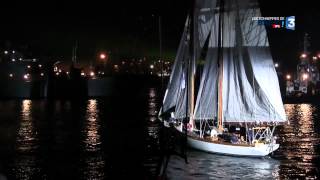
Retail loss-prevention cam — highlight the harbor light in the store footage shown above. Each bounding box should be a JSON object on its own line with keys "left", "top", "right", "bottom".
{"left": 301, "top": 53, "right": 307, "bottom": 58}
{"left": 4, "top": 51, "right": 8, "bottom": 54}
{"left": 23, "top": 74, "right": 29, "bottom": 80}
{"left": 9, "top": 73, "right": 13, "bottom": 78}
{"left": 274, "top": 63, "right": 279, "bottom": 68}
{"left": 302, "top": 73, "right": 308, "bottom": 81}
{"left": 90, "top": 71, "right": 95, "bottom": 77}
{"left": 150, "top": 64, "right": 154, "bottom": 69}
{"left": 286, "top": 74, "right": 291, "bottom": 80}
{"left": 100, "top": 53, "right": 106, "bottom": 59}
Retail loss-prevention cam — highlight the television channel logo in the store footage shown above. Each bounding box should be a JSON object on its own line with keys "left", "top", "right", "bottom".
{"left": 286, "top": 16, "right": 295, "bottom": 30}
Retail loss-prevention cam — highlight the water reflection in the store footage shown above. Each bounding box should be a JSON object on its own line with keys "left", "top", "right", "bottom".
{"left": 276, "top": 104, "right": 319, "bottom": 179}
{"left": 80, "top": 99, "right": 105, "bottom": 179}
{"left": 12, "top": 100, "right": 41, "bottom": 179}
{"left": 166, "top": 151, "right": 280, "bottom": 180}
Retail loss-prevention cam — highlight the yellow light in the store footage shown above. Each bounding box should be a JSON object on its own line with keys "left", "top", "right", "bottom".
{"left": 286, "top": 74, "right": 291, "bottom": 80}
{"left": 302, "top": 73, "right": 308, "bottom": 80}
{"left": 90, "top": 72, "right": 95, "bottom": 77}
{"left": 81, "top": 72, "right": 85, "bottom": 76}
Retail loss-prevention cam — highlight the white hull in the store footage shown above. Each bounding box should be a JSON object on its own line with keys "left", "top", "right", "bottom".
{"left": 187, "top": 136, "right": 279, "bottom": 157}
{"left": 173, "top": 125, "right": 279, "bottom": 157}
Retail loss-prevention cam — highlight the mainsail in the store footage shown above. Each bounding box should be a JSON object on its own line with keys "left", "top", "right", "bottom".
{"left": 161, "top": 0, "right": 286, "bottom": 124}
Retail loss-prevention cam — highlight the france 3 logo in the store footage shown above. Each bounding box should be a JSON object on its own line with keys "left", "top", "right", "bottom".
{"left": 285, "top": 16, "right": 295, "bottom": 30}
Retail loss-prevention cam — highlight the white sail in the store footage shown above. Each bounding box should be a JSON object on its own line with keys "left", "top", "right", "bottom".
{"left": 161, "top": 18, "right": 190, "bottom": 116}
{"left": 161, "top": 0, "right": 217, "bottom": 118}
{"left": 221, "top": 0, "right": 286, "bottom": 123}
{"left": 194, "top": 14, "right": 219, "bottom": 120}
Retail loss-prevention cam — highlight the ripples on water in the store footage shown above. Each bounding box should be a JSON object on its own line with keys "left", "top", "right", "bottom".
{"left": 0, "top": 90, "right": 319, "bottom": 179}
{"left": 154, "top": 104, "right": 320, "bottom": 179}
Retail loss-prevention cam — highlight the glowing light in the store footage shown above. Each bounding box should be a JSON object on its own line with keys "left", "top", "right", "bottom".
{"left": 54, "top": 66, "right": 58, "bottom": 72}
{"left": 19, "top": 58, "right": 22, "bottom": 61}
{"left": 312, "top": 56, "right": 317, "bottom": 60}
{"left": 286, "top": 74, "right": 291, "bottom": 80}
{"left": 274, "top": 63, "right": 279, "bottom": 68}
{"left": 302, "top": 73, "right": 308, "bottom": 80}
{"left": 38, "top": 64, "right": 42, "bottom": 68}
{"left": 9, "top": 73, "right": 13, "bottom": 78}
{"left": 66, "top": 71, "right": 69, "bottom": 75}
{"left": 58, "top": 69, "right": 62, "bottom": 73}
{"left": 150, "top": 64, "right": 154, "bottom": 69}
{"left": 90, "top": 71, "right": 95, "bottom": 77}
{"left": 40, "top": 73, "right": 44, "bottom": 76}
{"left": 23, "top": 74, "right": 29, "bottom": 80}
{"left": 100, "top": 53, "right": 106, "bottom": 59}
{"left": 12, "top": 50, "right": 15, "bottom": 54}
{"left": 12, "top": 59, "right": 16, "bottom": 62}
{"left": 81, "top": 72, "right": 85, "bottom": 76}
{"left": 27, "top": 65, "right": 31, "bottom": 69}
{"left": 114, "top": 65, "right": 119, "bottom": 69}
{"left": 33, "top": 58, "right": 36, "bottom": 62}
{"left": 4, "top": 51, "right": 8, "bottom": 54}
{"left": 56, "top": 72, "right": 60, "bottom": 76}
{"left": 301, "top": 53, "right": 307, "bottom": 58}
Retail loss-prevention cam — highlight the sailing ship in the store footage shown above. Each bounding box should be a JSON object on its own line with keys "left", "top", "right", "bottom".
{"left": 159, "top": 0, "right": 287, "bottom": 157}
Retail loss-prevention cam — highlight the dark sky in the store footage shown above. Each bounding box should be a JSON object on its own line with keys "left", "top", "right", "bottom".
{"left": 1, "top": 0, "right": 319, "bottom": 70}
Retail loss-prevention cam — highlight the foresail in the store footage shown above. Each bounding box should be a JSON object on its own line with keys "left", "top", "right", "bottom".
{"left": 194, "top": 14, "right": 219, "bottom": 120}
{"left": 222, "top": 0, "right": 286, "bottom": 123}
{"left": 161, "top": 18, "right": 190, "bottom": 116}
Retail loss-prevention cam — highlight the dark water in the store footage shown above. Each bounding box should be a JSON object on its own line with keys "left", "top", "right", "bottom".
{"left": 0, "top": 87, "right": 319, "bottom": 179}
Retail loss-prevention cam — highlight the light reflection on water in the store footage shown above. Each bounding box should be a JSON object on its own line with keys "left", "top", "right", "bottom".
{"left": 12, "top": 100, "right": 41, "bottom": 179}
{"left": 80, "top": 99, "right": 105, "bottom": 179}
{"left": 151, "top": 103, "right": 320, "bottom": 179}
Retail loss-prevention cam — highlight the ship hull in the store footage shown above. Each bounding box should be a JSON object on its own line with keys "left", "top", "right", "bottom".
{"left": 170, "top": 125, "right": 279, "bottom": 157}
{"left": 187, "top": 135, "right": 279, "bottom": 157}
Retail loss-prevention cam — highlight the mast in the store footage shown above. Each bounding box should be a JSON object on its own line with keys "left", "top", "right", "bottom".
{"left": 217, "top": 0, "right": 224, "bottom": 131}
{"left": 187, "top": 0, "right": 195, "bottom": 130}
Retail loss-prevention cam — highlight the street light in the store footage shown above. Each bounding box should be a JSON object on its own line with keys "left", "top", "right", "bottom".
{"left": 286, "top": 74, "right": 291, "bottom": 80}
{"left": 301, "top": 53, "right": 307, "bottom": 59}
{"left": 100, "top": 53, "right": 106, "bottom": 60}
{"left": 274, "top": 63, "right": 279, "bottom": 68}
{"left": 4, "top": 51, "right": 8, "bottom": 54}
{"left": 302, "top": 73, "right": 308, "bottom": 81}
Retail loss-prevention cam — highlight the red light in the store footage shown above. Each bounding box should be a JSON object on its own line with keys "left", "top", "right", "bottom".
{"left": 272, "top": 24, "right": 281, "bottom": 28}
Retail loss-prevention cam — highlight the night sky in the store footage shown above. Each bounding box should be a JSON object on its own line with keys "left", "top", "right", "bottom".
{"left": 1, "top": 0, "right": 319, "bottom": 71}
